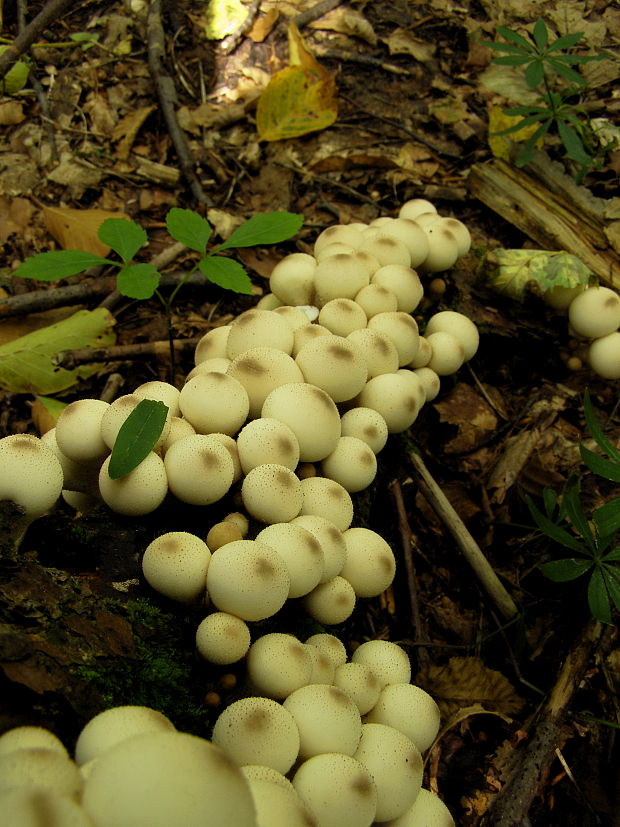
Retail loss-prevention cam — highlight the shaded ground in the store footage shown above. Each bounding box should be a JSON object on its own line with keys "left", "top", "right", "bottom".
{"left": 1, "top": 1, "right": 620, "bottom": 824}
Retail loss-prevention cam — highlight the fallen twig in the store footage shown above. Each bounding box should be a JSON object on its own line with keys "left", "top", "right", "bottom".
{"left": 293, "top": 0, "right": 345, "bottom": 28}
{"left": 219, "top": 0, "right": 261, "bottom": 54}
{"left": 54, "top": 338, "right": 201, "bottom": 369}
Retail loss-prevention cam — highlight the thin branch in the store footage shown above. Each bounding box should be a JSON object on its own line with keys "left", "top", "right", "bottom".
{"left": 219, "top": 0, "right": 261, "bottom": 55}
{"left": 293, "top": 0, "right": 344, "bottom": 28}
{"left": 54, "top": 338, "right": 201, "bottom": 369}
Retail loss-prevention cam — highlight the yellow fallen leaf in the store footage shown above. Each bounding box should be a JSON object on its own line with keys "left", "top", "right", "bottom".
{"left": 488, "top": 105, "right": 545, "bottom": 162}
{"left": 43, "top": 206, "right": 131, "bottom": 256}
{"left": 31, "top": 396, "right": 67, "bottom": 435}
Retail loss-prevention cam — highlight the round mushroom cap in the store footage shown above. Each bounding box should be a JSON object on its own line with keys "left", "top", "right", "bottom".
{"left": 298, "top": 476, "right": 354, "bottom": 531}
{"left": 0, "top": 435, "right": 64, "bottom": 518}
{"left": 100, "top": 394, "right": 172, "bottom": 451}
{"left": 295, "top": 337, "right": 368, "bottom": 402}
{"left": 318, "top": 299, "right": 367, "bottom": 336}
{"left": 261, "top": 383, "right": 341, "bottom": 462}
{"left": 383, "top": 787, "right": 455, "bottom": 826}
{"left": 206, "top": 539, "right": 290, "bottom": 621}
{"left": 354, "top": 283, "right": 399, "bottom": 318}
{"left": 313, "top": 254, "right": 370, "bottom": 307}
{"left": 195, "top": 612, "right": 250, "bottom": 664}
{"left": 304, "top": 633, "right": 347, "bottom": 668}
{"left": 205, "top": 432, "right": 242, "bottom": 482}
{"left": 424, "top": 310, "right": 479, "bottom": 361}
{"left": 293, "top": 753, "right": 377, "bottom": 827}
{"left": 228, "top": 347, "right": 305, "bottom": 419}
{"left": 179, "top": 372, "right": 250, "bottom": 435}
{"left": 81, "top": 731, "right": 256, "bottom": 827}
{"left": 408, "top": 336, "right": 432, "bottom": 368}
{"left": 364, "top": 683, "right": 441, "bottom": 752}
{"left": 241, "top": 765, "right": 295, "bottom": 789}
{"left": 367, "top": 311, "right": 420, "bottom": 366}
{"left": 314, "top": 224, "right": 364, "bottom": 257}
{"left": 353, "top": 723, "right": 423, "bottom": 822}
{"left": 164, "top": 434, "right": 234, "bottom": 505}
{"left": 413, "top": 366, "right": 441, "bottom": 402}
{"left": 269, "top": 252, "right": 317, "bottom": 307}
{"left": 421, "top": 225, "right": 460, "bottom": 273}
{"left": 283, "top": 684, "right": 362, "bottom": 759}
{"left": 321, "top": 436, "right": 378, "bottom": 493}
{"left": 357, "top": 373, "right": 423, "bottom": 433}
{"left": 398, "top": 199, "right": 437, "bottom": 221}
{"left": 226, "top": 308, "right": 295, "bottom": 358}
{"left": 242, "top": 463, "right": 303, "bottom": 523}
{"left": 74, "top": 706, "right": 176, "bottom": 766}
{"left": 302, "top": 576, "right": 357, "bottom": 624}
{"left": 371, "top": 264, "right": 424, "bottom": 313}
{"left": 292, "top": 323, "right": 333, "bottom": 357}
{"left": 206, "top": 520, "right": 244, "bottom": 550}
{"left": 305, "top": 644, "right": 337, "bottom": 684}
{"left": 142, "top": 531, "right": 211, "bottom": 604}
{"left": 273, "top": 304, "right": 317, "bottom": 330}
{"left": 186, "top": 356, "right": 232, "bottom": 379}
{"left": 568, "top": 286, "right": 620, "bottom": 339}
{"left": 333, "top": 662, "right": 382, "bottom": 715}
{"left": 292, "top": 514, "right": 347, "bottom": 581}
{"left": 395, "top": 369, "right": 427, "bottom": 412}
{"left": 194, "top": 325, "right": 231, "bottom": 364}
{"left": 99, "top": 452, "right": 168, "bottom": 516}
{"left": 246, "top": 632, "right": 314, "bottom": 699}
{"left": 425, "top": 331, "right": 465, "bottom": 375}
{"left": 212, "top": 697, "right": 300, "bottom": 774}
{"left": 41, "top": 428, "right": 101, "bottom": 496}
{"left": 257, "top": 522, "right": 325, "bottom": 598}
{"left": 588, "top": 331, "right": 620, "bottom": 379}
{"left": 351, "top": 640, "right": 411, "bottom": 688}
{"left": 133, "top": 381, "right": 181, "bottom": 418}
{"left": 55, "top": 399, "right": 110, "bottom": 462}
{"left": 0, "top": 787, "right": 94, "bottom": 827}
{"left": 372, "top": 218, "right": 430, "bottom": 269}
{"left": 346, "top": 328, "right": 400, "bottom": 378}
{"left": 340, "top": 407, "right": 389, "bottom": 454}
{"left": 340, "top": 527, "right": 396, "bottom": 597}
{"left": 0, "top": 747, "right": 82, "bottom": 799}
{"left": 316, "top": 242, "right": 355, "bottom": 261}
{"left": 159, "top": 416, "right": 196, "bottom": 454}
{"left": 237, "top": 417, "right": 300, "bottom": 473}
{"left": 434, "top": 217, "right": 471, "bottom": 257}
{"left": 0, "top": 726, "right": 68, "bottom": 759}
{"left": 358, "top": 235, "right": 411, "bottom": 268}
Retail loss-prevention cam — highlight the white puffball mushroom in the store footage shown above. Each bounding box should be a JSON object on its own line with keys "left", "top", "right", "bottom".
{"left": 433, "top": 216, "right": 471, "bottom": 256}
{"left": 302, "top": 576, "right": 357, "bottom": 624}
{"left": 227, "top": 347, "right": 304, "bottom": 419}
{"left": 296, "top": 337, "right": 368, "bottom": 403}
{"left": 351, "top": 640, "right": 411, "bottom": 688}
{"left": 269, "top": 253, "right": 317, "bottom": 306}
{"left": 179, "top": 372, "right": 249, "bottom": 435}
{"left": 398, "top": 199, "right": 437, "bottom": 221}
{"left": 367, "top": 311, "right": 420, "bottom": 366}
{"left": 364, "top": 683, "right": 441, "bottom": 753}
{"left": 395, "top": 369, "right": 427, "bottom": 413}
{"left": 298, "top": 476, "right": 354, "bottom": 531}
{"left": 212, "top": 697, "right": 300, "bottom": 774}
{"left": 74, "top": 706, "right": 175, "bottom": 766}
{"left": 0, "top": 435, "right": 64, "bottom": 520}
{"left": 256, "top": 292, "right": 284, "bottom": 310}
{"left": 142, "top": 531, "right": 211, "bottom": 604}
{"left": 321, "top": 436, "right": 378, "bottom": 493}
{"left": 245, "top": 776, "right": 316, "bottom": 827}
{"left": 224, "top": 510, "right": 250, "bottom": 537}
{"left": 292, "top": 514, "right": 347, "bottom": 582}
{"left": 0, "top": 747, "right": 82, "bottom": 799}
{"left": 358, "top": 235, "right": 411, "bottom": 268}
{"left": 55, "top": 399, "right": 110, "bottom": 462}
{"left": 413, "top": 366, "right": 441, "bottom": 402}
{"left": 292, "top": 753, "right": 377, "bottom": 827}
{"left": 409, "top": 335, "right": 432, "bottom": 368}
{"left": 421, "top": 225, "right": 460, "bottom": 273}
{"left": 425, "top": 310, "right": 479, "bottom": 361}
{"left": 241, "top": 765, "right": 295, "bottom": 789}
{"left": 283, "top": 684, "right": 362, "bottom": 759}
{"left": 81, "top": 730, "right": 256, "bottom": 827}
{"left": 588, "top": 331, "right": 620, "bottom": 378}
{"left": 316, "top": 242, "right": 355, "bottom": 261}
{"left": 159, "top": 416, "right": 196, "bottom": 454}
{"left": 195, "top": 612, "right": 250, "bottom": 664}
{"left": 206, "top": 520, "right": 244, "bottom": 550}
{"left": 0, "top": 726, "right": 68, "bottom": 758}
{"left": 346, "top": 328, "right": 400, "bottom": 378}
{"left": 340, "top": 407, "right": 389, "bottom": 454}
{"left": 313, "top": 254, "right": 370, "bottom": 307}
{"left": 426, "top": 331, "right": 465, "bottom": 375}
{"left": 185, "top": 357, "right": 231, "bottom": 379}
{"left": 256, "top": 522, "right": 325, "bottom": 598}
{"left": 41, "top": 429, "right": 101, "bottom": 496}
{"left": 194, "top": 325, "right": 231, "bottom": 364}
{"left": 314, "top": 224, "right": 364, "bottom": 257}
{"left": 340, "top": 527, "right": 396, "bottom": 597}
{"left": 99, "top": 452, "right": 168, "bottom": 515}
{"left": 318, "top": 298, "right": 368, "bottom": 336}
{"left": 208, "top": 432, "right": 242, "bottom": 482}
{"left": 242, "top": 463, "right": 303, "bottom": 523}
{"left": 413, "top": 211, "right": 442, "bottom": 229}
{"left": 237, "top": 417, "right": 300, "bottom": 473}
{"left": 304, "top": 632, "right": 347, "bottom": 667}
{"left": 292, "top": 323, "right": 333, "bottom": 357}
{"left": 261, "top": 383, "right": 341, "bottom": 462}
{"left": 382, "top": 787, "right": 455, "bottom": 826}
{"left": 0, "top": 787, "right": 94, "bottom": 827}
{"left": 164, "top": 434, "right": 234, "bottom": 505}
{"left": 568, "top": 286, "right": 620, "bottom": 339}
{"left": 100, "top": 394, "right": 171, "bottom": 452}
{"left": 273, "top": 304, "right": 316, "bottom": 330}
{"left": 354, "top": 284, "right": 399, "bottom": 318}
{"left": 226, "top": 308, "right": 295, "bottom": 358}
{"left": 305, "top": 644, "right": 337, "bottom": 684}
{"left": 353, "top": 723, "right": 423, "bottom": 822}
{"left": 246, "top": 632, "right": 314, "bottom": 699}
{"left": 371, "top": 218, "right": 430, "bottom": 269}
{"left": 371, "top": 264, "right": 424, "bottom": 313}
{"left": 357, "top": 373, "right": 422, "bottom": 433}
{"left": 206, "top": 539, "right": 290, "bottom": 621}
{"left": 133, "top": 381, "right": 181, "bottom": 417}
{"left": 333, "top": 662, "right": 382, "bottom": 715}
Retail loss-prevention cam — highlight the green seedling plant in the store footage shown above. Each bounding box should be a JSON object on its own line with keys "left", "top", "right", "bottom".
{"left": 527, "top": 391, "right": 620, "bottom": 624}
{"left": 483, "top": 18, "right": 605, "bottom": 178}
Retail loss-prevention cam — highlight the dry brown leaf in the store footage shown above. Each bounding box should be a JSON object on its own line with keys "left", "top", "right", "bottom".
{"left": 382, "top": 28, "right": 436, "bottom": 61}
{"left": 249, "top": 8, "right": 280, "bottom": 42}
{"left": 0, "top": 101, "right": 25, "bottom": 126}
{"left": 112, "top": 105, "right": 156, "bottom": 160}
{"left": 0, "top": 196, "right": 34, "bottom": 243}
{"left": 435, "top": 383, "right": 498, "bottom": 453}
{"left": 43, "top": 205, "right": 131, "bottom": 255}
{"left": 309, "top": 8, "right": 377, "bottom": 45}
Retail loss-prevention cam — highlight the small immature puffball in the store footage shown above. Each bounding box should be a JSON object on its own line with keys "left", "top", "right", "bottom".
{"left": 179, "top": 372, "right": 249, "bottom": 435}
{"left": 195, "top": 612, "right": 250, "bottom": 664}
{"left": 99, "top": 452, "right": 168, "bottom": 515}
{"left": 421, "top": 225, "right": 460, "bottom": 273}
{"left": 0, "top": 435, "right": 64, "bottom": 519}
{"left": 340, "top": 527, "right": 396, "bottom": 597}
{"left": 426, "top": 331, "right": 465, "bottom": 375}
{"left": 588, "top": 331, "right": 620, "bottom": 378}
{"left": 224, "top": 511, "right": 249, "bottom": 537}
{"left": 383, "top": 787, "right": 455, "bottom": 826}
{"left": 270, "top": 253, "right": 317, "bottom": 306}
{"left": 318, "top": 298, "right": 368, "bottom": 336}
{"left": 0, "top": 726, "right": 68, "bottom": 758}
{"left": 333, "top": 662, "right": 382, "bottom": 715}
{"left": 371, "top": 265, "right": 424, "bottom": 312}
{"left": 142, "top": 531, "right": 211, "bottom": 604}
{"left": 164, "top": 435, "right": 234, "bottom": 505}
{"left": 302, "top": 576, "right": 357, "bottom": 624}
{"left": 81, "top": 731, "right": 256, "bottom": 827}
{"left": 351, "top": 640, "right": 411, "bottom": 688}
{"left": 568, "top": 286, "right": 620, "bottom": 339}
{"left": 298, "top": 476, "right": 354, "bottom": 531}
{"left": 0, "top": 748, "right": 82, "bottom": 798}
{"left": 364, "top": 683, "right": 440, "bottom": 752}
{"left": 256, "top": 292, "right": 284, "bottom": 310}
{"left": 194, "top": 325, "right": 231, "bottom": 364}
{"left": 398, "top": 198, "right": 437, "bottom": 221}
{"left": 237, "top": 417, "right": 300, "bottom": 473}
{"left": 242, "top": 463, "right": 302, "bottom": 523}
{"left": 206, "top": 521, "right": 243, "bottom": 550}
{"left": 424, "top": 310, "right": 479, "bottom": 361}
{"left": 346, "top": 328, "right": 400, "bottom": 378}
{"left": 227, "top": 347, "right": 304, "bottom": 419}
{"left": 283, "top": 684, "right": 362, "bottom": 759}
{"left": 354, "top": 284, "right": 399, "bottom": 318}
{"left": 256, "top": 522, "right": 325, "bottom": 598}
{"left": 74, "top": 706, "right": 175, "bottom": 766}
{"left": 296, "top": 337, "right": 368, "bottom": 402}
{"left": 313, "top": 254, "right": 370, "bottom": 307}
{"left": 413, "top": 366, "right": 441, "bottom": 402}
{"left": 0, "top": 787, "right": 94, "bottom": 827}
{"left": 55, "top": 399, "right": 109, "bottom": 462}
{"left": 314, "top": 224, "right": 364, "bottom": 257}
{"left": 206, "top": 539, "right": 290, "bottom": 621}
{"left": 246, "top": 633, "right": 314, "bottom": 699}
{"left": 357, "top": 373, "right": 422, "bottom": 433}
{"left": 321, "top": 436, "right": 378, "bottom": 493}
{"left": 304, "top": 632, "right": 347, "bottom": 667}
{"left": 340, "top": 407, "right": 389, "bottom": 454}
{"left": 262, "top": 383, "right": 341, "bottom": 462}
{"left": 292, "top": 753, "right": 377, "bottom": 827}
{"left": 226, "top": 309, "right": 295, "bottom": 358}
{"left": 367, "top": 311, "right": 420, "bottom": 366}
{"left": 212, "top": 697, "right": 300, "bottom": 774}
{"left": 133, "top": 381, "right": 181, "bottom": 417}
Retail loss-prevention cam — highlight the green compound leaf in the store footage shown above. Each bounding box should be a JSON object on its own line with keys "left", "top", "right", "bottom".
{"left": 587, "top": 566, "right": 612, "bottom": 624}
{"left": 539, "top": 557, "right": 593, "bottom": 582}
{"left": 199, "top": 256, "right": 253, "bottom": 294}
{"left": 166, "top": 208, "right": 212, "bottom": 254}
{"left": 532, "top": 19, "right": 548, "bottom": 50}
{"left": 15, "top": 250, "right": 113, "bottom": 281}
{"left": 108, "top": 399, "right": 168, "bottom": 480}
{"left": 217, "top": 211, "right": 303, "bottom": 251}
{"left": 117, "top": 263, "right": 161, "bottom": 299}
{"left": 583, "top": 389, "right": 620, "bottom": 462}
{"left": 98, "top": 218, "right": 147, "bottom": 263}
{"left": 579, "top": 445, "right": 620, "bottom": 483}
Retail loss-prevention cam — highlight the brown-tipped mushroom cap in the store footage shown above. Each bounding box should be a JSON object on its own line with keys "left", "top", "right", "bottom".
{"left": 346, "top": 328, "right": 399, "bottom": 378}
{"left": 237, "top": 417, "right": 300, "bottom": 473}
{"left": 424, "top": 310, "right": 479, "bottom": 361}
{"left": 246, "top": 632, "right": 314, "bottom": 699}
{"left": 164, "top": 434, "right": 234, "bottom": 505}
{"left": 269, "top": 253, "right": 317, "bottom": 307}
{"left": 283, "top": 684, "right": 362, "bottom": 759}
{"left": 0, "top": 435, "right": 64, "bottom": 519}
{"left": 318, "top": 299, "right": 368, "bottom": 336}
{"left": 295, "top": 338, "right": 368, "bottom": 403}
{"left": 371, "top": 264, "right": 424, "bottom": 313}
{"left": 194, "top": 325, "right": 231, "bottom": 364}
{"left": 55, "top": 399, "right": 110, "bottom": 462}
{"left": 367, "top": 311, "right": 420, "bottom": 366}
{"left": 142, "top": 531, "right": 211, "bottom": 604}
{"left": 99, "top": 452, "right": 168, "bottom": 516}
{"left": 313, "top": 254, "right": 370, "bottom": 307}
{"left": 227, "top": 346, "right": 304, "bottom": 419}
{"left": 340, "top": 526, "right": 396, "bottom": 597}
{"left": 257, "top": 522, "right": 325, "bottom": 598}
{"left": 179, "top": 372, "right": 249, "bottom": 436}
{"left": 357, "top": 373, "right": 422, "bottom": 433}
{"left": 241, "top": 463, "right": 303, "bottom": 524}
{"left": 302, "top": 576, "right": 356, "bottom": 625}
{"left": 321, "top": 436, "right": 378, "bottom": 493}
{"left": 339, "top": 407, "right": 389, "bottom": 454}
{"left": 195, "top": 612, "right": 251, "bottom": 665}
{"left": 74, "top": 705, "right": 176, "bottom": 766}
{"left": 298, "top": 476, "right": 354, "bottom": 531}
{"left": 226, "top": 309, "right": 295, "bottom": 358}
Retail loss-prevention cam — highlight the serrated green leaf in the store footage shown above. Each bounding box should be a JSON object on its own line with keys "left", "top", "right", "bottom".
{"left": 108, "top": 399, "right": 168, "bottom": 480}
{"left": 165, "top": 208, "right": 212, "bottom": 253}
{"left": 533, "top": 19, "right": 548, "bottom": 50}
{"left": 117, "top": 263, "right": 161, "bottom": 299}
{"left": 588, "top": 567, "right": 612, "bottom": 624}
{"left": 216, "top": 211, "right": 303, "bottom": 251}
{"left": 539, "top": 557, "right": 593, "bottom": 581}
{"left": 579, "top": 444, "right": 620, "bottom": 483}
{"left": 583, "top": 389, "right": 620, "bottom": 463}
{"left": 98, "top": 218, "right": 146, "bottom": 263}
{"left": 199, "top": 256, "right": 253, "bottom": 294}
{"left": 15, "top": 250, "right": 113, "bottom": 281}
{"left": 527, "top": 495, "right": 590, "bottom": 554}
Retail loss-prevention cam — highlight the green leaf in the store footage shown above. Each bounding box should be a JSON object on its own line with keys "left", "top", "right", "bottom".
{"left": 602, "top": 565, "right": 620, "bottom": 612}
{"left": 165, "top": 208, "right": 212, "bottom": 254}
{"left": 495, "top": 26, "right": 535, "bottom": 52}
{"left": 527, "top": 495, "right": 590, "bottom": 554}
{"left": 524, "top": 60, "right": 545, "bottom": 88}
{"left": 482, "top": 40, "right": 532, "bottom": 55}
{"left": 543, "top": 486, "right": 558, "bottom": 518}
{"left": 216, "top": 211, "right": 303, "bottom": 251}
{"left": 539, "top": 557, "right": 593, "bottom": 582}
{"left": 490, "top": 55, "right": 534, "bottom": 66}
{"left": 551, "top": 53, "right": 605, "bottom": 64}
{"left": 550, "top": 60, "right": 588, "bottom": 87}
{"left": 492, "top": 113, "right": 548, "bottom": 136}
{"left": 98, "top": 218, "right": 146, "bottom": 264}
{"left": 579, "top": 445, "right": 620, "bottom": 483}
{"left": 547, "top": 32, "right": 586, "bottom": 52}
{"left": 587, "top": 567, "right": 612, "bottom": 624}
{"left": 533, "top": 19, "right": 548, "bottom": 50}
{"left": 562, "top": 475, "right": 596, "bottom": 552}
{"left": 108, "top": 399, "right": 168, "bottom": 480}
{"left": 515, "top": 119, "right": 553, "bottom": 166}
{"left": 14, "top": 250, "right": 113, "bottom": 281}
{"left": 583, "top": 389, "right": 620, "bottom": 462}
{"left": 117, "top": 263, "right": 161, "bottom": 299}
{"left": 199, "top": 256, "right": 253, "bottom": 294}
{"left": 602, "top": 547, "right": 620, "bottom": 563}
{"left": 594, "top": 498, "right": 620, "bottom": 541}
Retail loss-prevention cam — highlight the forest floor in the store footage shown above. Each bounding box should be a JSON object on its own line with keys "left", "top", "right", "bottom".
{"left": 1, "top": 0, "right": 620, "bottom": 824}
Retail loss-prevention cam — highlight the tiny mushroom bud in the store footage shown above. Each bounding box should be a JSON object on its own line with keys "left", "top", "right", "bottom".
{"left": 425, "top": 331, "right": 465, "bottom": 375}
{"left": 283, "top": 684, "right": 362, "bottom": 759}
{"left": 588, "top": 331, "right": 620, "bottom": 378}
{"left": 270, "top": 253, "right": 317, "bottom": 306}
{"left": 421, "top": 225, "right": 460, "bottom": 273}
{"left": 142, "top": 531, "right": 211, "bottom": 604}
{"left": 292, "top": 753, "right": 377, "bottom": 827}
{"left": 367, "top": 311, "right": 420, "bottom": 366}
{"left": 371, "top": 264, "right": 424, "bottom": 312}
{"left": 0, "top": 434, "right": 64, "bottom": 522}
{"left": 206, "top": 520, "right": 244, "bottom": 550}
{"left": 237, "top": 417, "right": 300, "bottom": 473}
{"left": 321, "top": 436, "right": 378, "bottom": 493}
{"left": 74, "top": 705, "right": 176, "bottom": 766}
{"left": 313, "top": 254, "right": 370, "bottom": 307}
{"left": 295, "top": 337, "right": 368, "bottom": 402}
{"left": 227, "top": 346, "right": 304, "bottom": 419}
{"left": 196, "top": 612, "right": 251, "bottom": 665}
{"left": 179, "top": 372, "right": 249, "bottom": 435}
{"left": 318, "top": 298, "right": 368, "bottom": 336}
{"left": 333, "top": 662, "right": 382, "bottom": 715}
{"left": 55, "top": 399, "right": 110, "bottom": 462}
{"left": 256, "top": 522, "right": 325, "bottom": 598}
{"left": 298, "top": 476, "right": 354, "bottom": 531}
{"left": 226, "top": 309, "right": 295, "bottom": 358}
{"left": 340, "top": 407, "right": 389, "bottom": 454}
{"left": 364, "top": 683, "right": 441, "bottom": 753}
{"left": 424, "top": 310, "right": 479, "bottom": 361}
{"left": 351, "top": 640, "right": 411, "bottom": 688}
{"left": 568, "top": 286, "right": 620, "bottom": 339}
{"left": 302, "top": 576, "right": 357, "bottom": 624}
{"left": 246, "top": 632, "right": 314, "bottom": 699}
{"left": 398, "top": 198, "right": 437, "bottom": 221}
{"left": 340, "top": 526, "right": 396, "bottom": 597}
{"left": 194, "top": 325, "right": 231, "bottom": 364}
{"left": 99, "top": 452, "right": 168, "bottom": 515}
{"left": 164, "top": 434, "right": 234, "bottom": 505}
{"left": 241, "top": 463, "right": 303, "bottom": 523}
